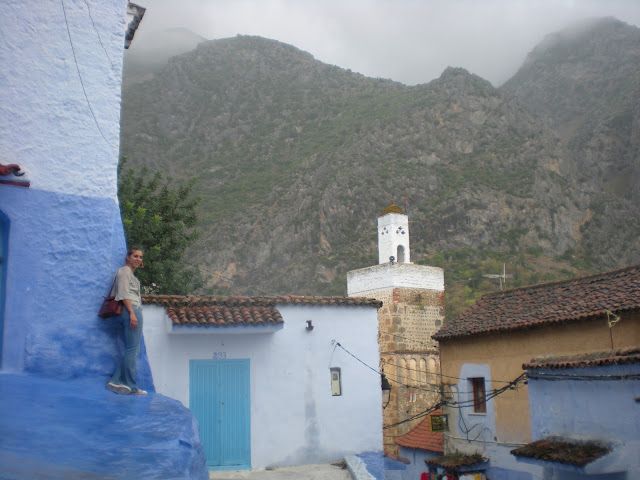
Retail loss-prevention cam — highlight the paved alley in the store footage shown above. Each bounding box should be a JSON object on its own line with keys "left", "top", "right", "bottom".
{"left": 209, "top": 464, "right": 352, "bottom": 480}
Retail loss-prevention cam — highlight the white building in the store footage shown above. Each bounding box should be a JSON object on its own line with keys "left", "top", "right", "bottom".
{"left": 142, "top": 294, "right": 383, "bottom": 471}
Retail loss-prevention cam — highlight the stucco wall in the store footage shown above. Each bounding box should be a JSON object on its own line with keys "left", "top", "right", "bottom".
{"left": 143, "top": 303, "right": 383, "bottom": 469}
{"left": 398, "top": 447, "right": 438, "bottom": 480}
{"left": 527, "top": 363, "right": 640, "bottom": 475}
{"left": 377, "top": 213, "right": 410, "bottom": 265}
{"left": 347, "top": 263, "right": 444, "bottom": 295}
{"left": 0, "top": 0, "right": 151, "bottom": 383}
{"left": 1, "top": 0, "right": 124, "bottom": 199}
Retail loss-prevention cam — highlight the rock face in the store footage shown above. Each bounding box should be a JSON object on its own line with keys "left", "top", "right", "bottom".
{"left": 121, "top": 20, "right": 640, "bottom": 314}
{"left": 502, "top": 17, "right": 640, "bottom": 269}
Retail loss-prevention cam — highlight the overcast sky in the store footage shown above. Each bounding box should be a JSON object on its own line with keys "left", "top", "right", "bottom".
{"left": 135, "top": 0, "right": 640, "bottom": 86}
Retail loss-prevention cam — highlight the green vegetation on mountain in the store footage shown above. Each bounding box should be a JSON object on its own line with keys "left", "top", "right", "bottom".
{"left": 121, "top": 20, "right": 640, "bottom": 317}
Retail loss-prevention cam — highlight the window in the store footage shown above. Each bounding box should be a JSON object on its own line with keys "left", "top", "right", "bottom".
{"left": 398, "top": 358, "right": 406, "bottom": 384}
{"left": 397, "top": 245, "right": 405, "bottom": 263}
{"left": 469, "top": 377, "right": 486, "bottom": 413}
{"left": 409, "top": 358, "right": 417, "bottom": 385}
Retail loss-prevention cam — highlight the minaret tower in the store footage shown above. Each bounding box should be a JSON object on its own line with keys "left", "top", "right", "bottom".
{"left": 377, "top": 203, "right": 410, "bottom": 264}
{"left": 347, "top": 203, "right": 445, "bottom": 456}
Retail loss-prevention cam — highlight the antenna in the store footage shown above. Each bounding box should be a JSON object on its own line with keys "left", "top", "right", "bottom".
{"left": 482, "top": 263, "right": 513, "bottom": 290}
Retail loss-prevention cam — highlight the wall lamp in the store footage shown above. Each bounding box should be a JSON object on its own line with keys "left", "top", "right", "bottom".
{"left": 381, "top": 372, "right": 392, "bottom": 408}
{"left": 306, "top": 320, "right": 314, "bottom": 331}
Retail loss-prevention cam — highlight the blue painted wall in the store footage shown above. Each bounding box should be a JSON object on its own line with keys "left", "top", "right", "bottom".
{"left": 0, "top": 2, "right": 205, "bottom": 476}
{"left": 0, "top": 187, "right": 153, "bottom": 389}
{"left": 527, "top": 364, "right": 640, "bottom": 476}
{"left": 398, "top": 446, "right": 438, "bottom": 480}
{"left": 0, "top": 209, "right": 8, "bottom": 368}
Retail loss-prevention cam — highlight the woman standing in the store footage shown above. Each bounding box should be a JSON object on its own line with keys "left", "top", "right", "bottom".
{"left": 106, "top": 247, "right": 147, "bottom": 395}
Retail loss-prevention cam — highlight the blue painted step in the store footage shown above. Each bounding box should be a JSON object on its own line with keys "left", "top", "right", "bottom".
{"left": 0, "top": 373, "right": 207, "bottom": 479}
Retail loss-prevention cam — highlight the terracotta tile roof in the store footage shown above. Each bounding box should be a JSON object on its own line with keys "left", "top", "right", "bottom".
{"left": 426, "top": 452, "right": 486, "bottom": 471}
{"left": 143, "top": 294, "right": 381, "bottom": 326}
{"left": 395, "top": 411, "right": 444, "bottom": 453}
{"left": 511, "top": 437, "right": 610, "bottom": 466}
{"left": 523, "top": 347, "right": 640, "bottom": 370}
{"left": 434, "top": 265, "right": 640, "bottom": 340}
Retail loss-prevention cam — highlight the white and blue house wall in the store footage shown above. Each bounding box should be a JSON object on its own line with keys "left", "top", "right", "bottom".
{"left": 143, "top": 301, "right": 384, "bottom": 470}
{"left": 0, "top": 0, "right": 151, "bottom": 386}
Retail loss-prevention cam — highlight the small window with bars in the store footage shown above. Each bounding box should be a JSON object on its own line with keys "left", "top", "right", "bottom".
{"left": 469, "top": 377, "right": 486, "bottom": 413}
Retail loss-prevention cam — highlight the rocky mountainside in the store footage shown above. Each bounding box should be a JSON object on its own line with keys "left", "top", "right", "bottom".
{"left": 502, "top": 17, "right": 640, "bottom": 270}
{"left": 121, "top": 21, "right": 640, "bottom": 316}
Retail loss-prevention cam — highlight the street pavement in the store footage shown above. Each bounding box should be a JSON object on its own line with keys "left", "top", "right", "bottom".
{"left": 209, "top": 463, "right": 352, "bottom": 480}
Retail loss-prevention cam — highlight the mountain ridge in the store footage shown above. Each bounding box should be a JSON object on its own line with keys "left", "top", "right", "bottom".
{"left": 121, "top": 19, "right": 640, "bottom": 316}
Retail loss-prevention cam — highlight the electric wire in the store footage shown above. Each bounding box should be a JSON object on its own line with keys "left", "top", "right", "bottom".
{"left": 382, "top": 355, "right": 518, "bottom": 384}
{"left": 60, "top": 0, "right": 115, "bottom": 150}
{"left": 82, "top": 0, "right": 115, "bottom": 68}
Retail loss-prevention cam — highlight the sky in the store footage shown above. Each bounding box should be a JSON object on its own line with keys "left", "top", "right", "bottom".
{"left": 135, "top": 0, "right": 640, "bottom": 86}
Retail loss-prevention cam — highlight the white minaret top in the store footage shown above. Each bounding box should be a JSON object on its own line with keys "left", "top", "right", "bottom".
{"left": 378, "top": 204, "right": 411, "bottom": 264}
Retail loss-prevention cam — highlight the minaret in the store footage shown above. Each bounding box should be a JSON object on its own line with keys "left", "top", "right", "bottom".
{"left": 347, "top": 203, "right": 445, "bottom": 456}
{"left": 377, "top": 203, "right": 411, "bottom": 264}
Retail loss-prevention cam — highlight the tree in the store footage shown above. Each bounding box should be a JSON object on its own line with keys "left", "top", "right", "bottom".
{"left": 118, "top": 161, "right": 203, "bottom": 294}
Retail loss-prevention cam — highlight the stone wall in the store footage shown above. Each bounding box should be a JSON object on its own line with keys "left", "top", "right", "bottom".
{"left": 358, "top": 286, "right": 445, "bottom": 456}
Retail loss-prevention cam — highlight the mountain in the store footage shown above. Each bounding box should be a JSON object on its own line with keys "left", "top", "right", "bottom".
{"left": 502, "top": 17, "right": 640, "bottom": 269}
{"left": 123, "top": 28, "right": 206, "bottom": 86}
{"left": 120, "top": 23, "right": 640, "bottom": 316}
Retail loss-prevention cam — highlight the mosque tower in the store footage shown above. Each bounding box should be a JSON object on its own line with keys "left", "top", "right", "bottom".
{"left": 347, "top": 203, "right": 445, "bottom": 456}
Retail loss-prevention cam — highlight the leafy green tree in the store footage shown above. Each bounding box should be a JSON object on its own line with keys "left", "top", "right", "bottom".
{"left": 118, "top": 161, "right": 202, "bottom": 294}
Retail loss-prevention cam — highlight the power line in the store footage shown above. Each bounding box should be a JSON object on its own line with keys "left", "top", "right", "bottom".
{"left": 336, "top": 341, "right": 475, "bottom": 395}
{"left": 383, "top": 373, "right": 527, "bottom": 430}
{"left": 60, "top": 0, "right": 115, "bottom": 151}
{"left": 383, "top": 356, "right": 517, "bottom": 384}
{"left": 82, "top": 0, "right": 115, "bottom": 68}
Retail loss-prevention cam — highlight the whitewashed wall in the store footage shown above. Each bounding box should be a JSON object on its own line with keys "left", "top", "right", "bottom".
{"left": 0, "top": 0, "right": 130, "bottom": 377}
{"left": 0, "top": 0, "right": 125, "bottom": 199}
{"left": 378, "top": 213, "right": 411, "bottom": 264}
{"left": 143, "top": 303, "right": 383, "bottom": 469}
{"left": 347, "top": 263, "right": 444, "bottom": 296}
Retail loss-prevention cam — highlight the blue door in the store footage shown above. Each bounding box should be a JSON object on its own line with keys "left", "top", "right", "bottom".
{"left": 190, "top": 359, "right": 251, "bottom": 470}
{"left": 0, "top": 212, "right": 7, "bottom": 368}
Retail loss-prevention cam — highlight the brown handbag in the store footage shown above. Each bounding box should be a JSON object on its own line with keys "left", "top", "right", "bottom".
{"left": 98, "top": 276, "right": 123, "bottom": 318}
{"left": 98, "top": 296, "right": 122, "bottom": 318}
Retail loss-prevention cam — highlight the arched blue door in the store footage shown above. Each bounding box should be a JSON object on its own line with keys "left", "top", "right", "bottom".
{"left": 0, "top": 211, "right": 8, "bottom": 368}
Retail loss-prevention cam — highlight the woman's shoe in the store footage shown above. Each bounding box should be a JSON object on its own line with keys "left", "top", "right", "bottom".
{"left": 106, "top": 382, "right": 132, "bottom": 395}
{"left": 131, "top": 388, "right": 148, "bottom": 396}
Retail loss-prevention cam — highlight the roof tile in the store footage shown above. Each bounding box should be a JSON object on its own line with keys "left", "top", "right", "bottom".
{"left": 434, "top": 265, "right": 640, "bottom": 340}
{"left": 143, "top": 294, "right": 381, "bottom": 327}
{"left": 395, "top": 411, "right": 444, "bottom": 453}
{"left": 523, "top": 347, "right": 640, "bottom": 370}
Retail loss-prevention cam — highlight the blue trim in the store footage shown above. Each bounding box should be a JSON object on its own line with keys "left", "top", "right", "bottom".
{"left": 0, "top": 209, "right": 8, "bottom": 368}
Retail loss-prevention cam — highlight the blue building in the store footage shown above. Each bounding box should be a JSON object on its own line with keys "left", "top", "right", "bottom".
{"left": 513, "top": 348, "right": 640, "bottom": 479}
{"left": 0, "top": 1, "right": 206, "bottom": 477}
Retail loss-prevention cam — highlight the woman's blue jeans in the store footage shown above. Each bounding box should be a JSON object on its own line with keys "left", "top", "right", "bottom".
{"left": 110, "top": 306, "right": 143, "bottom": 391}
